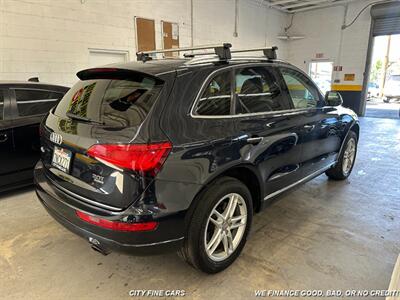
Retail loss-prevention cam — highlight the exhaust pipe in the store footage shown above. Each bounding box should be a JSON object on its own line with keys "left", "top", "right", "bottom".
{"left": 91, "top": 244, "right": 110, "bottom": 256}
{"left": 88, "top": 237, "right": 110, "bottom": 256}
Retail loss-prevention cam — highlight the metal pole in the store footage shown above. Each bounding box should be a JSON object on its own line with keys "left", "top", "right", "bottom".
{"left": 191, "top": 0, "right": 194, "bottom": 47}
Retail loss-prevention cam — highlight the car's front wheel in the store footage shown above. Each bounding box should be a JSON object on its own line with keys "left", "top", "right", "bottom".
{"left": 326, "top": 131, "right": 358, "bottom": 180}
{"left": 179, "top": 177, "right": 253, "bottom": 273}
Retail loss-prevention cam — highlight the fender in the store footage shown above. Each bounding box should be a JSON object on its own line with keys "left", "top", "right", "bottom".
{"left": 202, "top": 161, "right": 264, "bottom": 193}
{"left": 336, "top": 120, "right": 360, "bottom": 164}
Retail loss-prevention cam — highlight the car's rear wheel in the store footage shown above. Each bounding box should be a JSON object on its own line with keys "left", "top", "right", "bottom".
{"left": 179, "top": 177, "right": 253, "bottom": 273}
{"left": 326, "top": 131, "right": 358, "bottom": 180}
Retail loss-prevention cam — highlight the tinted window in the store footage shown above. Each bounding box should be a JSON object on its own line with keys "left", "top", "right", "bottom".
{"left": 54, "top": 76, "right": 163, "bottom": 127}
{"left": 0, "top": 90, "right": 4, "bottom": 120}
{"left": 280, "top": 68, "right": 321, "bottom": 109}
{"left": 235, "top": 67, "right": 287, "bottom": 113}
{"left": 15, "top": 89, "right": 64, "bottom": 117}
{"left": 195, "top": 71, "right": 232, "bottom": 116}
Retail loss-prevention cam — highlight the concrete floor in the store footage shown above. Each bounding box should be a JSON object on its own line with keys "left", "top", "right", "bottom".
{"left": 366, "top": 99, "right": 400, "bottom": 119}
{"left": 1, "top": 117, "right": 399, "bottom": 300}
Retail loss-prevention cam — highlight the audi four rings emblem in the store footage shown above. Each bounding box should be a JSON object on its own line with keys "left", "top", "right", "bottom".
{"left": 50, "top": 132, "right": 63, "bottom": 145}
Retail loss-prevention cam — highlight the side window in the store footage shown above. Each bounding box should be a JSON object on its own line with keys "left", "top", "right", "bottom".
{"left": 0, "top": 90, "right": 4, "bottom": 120}
{"left": 195, "top": 71, "right": 232, "bottom": 116}
{"left": 280, "top": 68, "right": 321, "bottom": 109}
{"left": 235, "top": 67, "right": 287, "bottom": 113}
{"left": 15, "top": 89, "right": 64, "bottom": 117}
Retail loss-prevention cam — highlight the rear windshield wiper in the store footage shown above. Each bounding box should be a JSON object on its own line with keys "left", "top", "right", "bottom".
{"left": 66, "top": 112, "right": 104, "bottom": 125}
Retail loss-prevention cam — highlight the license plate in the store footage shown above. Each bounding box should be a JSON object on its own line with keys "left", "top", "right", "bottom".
{"left": 52, "top": 146, "right": 72, "bottom": 173}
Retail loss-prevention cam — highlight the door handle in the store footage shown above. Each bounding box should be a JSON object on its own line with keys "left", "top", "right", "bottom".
{"left": 0, "top": 133, "right": 8, "bottom": 143}
{"left": 303, "top": 124, "right": 315, "bottom": 132}
{"left": 246, "top": 136, "right": 263, "bottom": 145}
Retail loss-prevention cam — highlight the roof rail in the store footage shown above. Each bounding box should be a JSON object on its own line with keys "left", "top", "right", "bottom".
{"left": 230, "top": 46, "right": 278, "bottom": 60}
{"left": 136, "top": 43, "right": 232, "bottom": 62}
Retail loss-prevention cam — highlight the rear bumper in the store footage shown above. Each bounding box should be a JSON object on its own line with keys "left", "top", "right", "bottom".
{"left": 34, "top": 161, "right": 186, "bottom": 255}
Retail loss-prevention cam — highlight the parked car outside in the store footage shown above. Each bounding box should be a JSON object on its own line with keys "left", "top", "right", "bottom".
{"left": 0, "top": 81, "right": 69, "bottom": 192}
{"left": 34, "top": 47, "right": 359, "bottom": 273}
{"left": 367, "top": 82, "right": 380, "bottom": 100}
{"left": 383, "top": 74, "right": 400, "bottom": 102}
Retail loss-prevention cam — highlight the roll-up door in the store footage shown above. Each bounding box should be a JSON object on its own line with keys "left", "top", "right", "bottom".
{"left": 371, "top": 2, "right": 400, "bottom": 36}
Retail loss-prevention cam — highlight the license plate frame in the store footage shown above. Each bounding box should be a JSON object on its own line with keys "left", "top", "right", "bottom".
{"left": 51, "top": 146, "right": 72, "bottom": 173}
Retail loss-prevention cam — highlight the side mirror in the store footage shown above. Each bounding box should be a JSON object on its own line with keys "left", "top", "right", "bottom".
{"left": 325, "top": 91, "right": 343, "bottom": 107}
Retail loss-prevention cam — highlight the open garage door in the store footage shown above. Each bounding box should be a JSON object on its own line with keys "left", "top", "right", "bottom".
{"left": 361, "top": 2, "right": 400, "bottom": 117}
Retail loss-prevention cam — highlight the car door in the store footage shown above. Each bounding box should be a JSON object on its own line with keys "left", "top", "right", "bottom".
{"left": 10, "top": 87, "right": 64, "bottom": 176}
{"left": 278, "top": 66, "right": 342, "bottom": 177}
{"left": 231, "top": 64, "right": 306, "bottom": 199}
{"left": 0, "top": 88, "right": 17, "bottom": 188}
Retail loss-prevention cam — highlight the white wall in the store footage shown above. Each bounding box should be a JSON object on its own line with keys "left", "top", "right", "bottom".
{"left": 193, "top": 0, "right": 288, "bottom": 57}
{"left": 0, "top": 0, "right": 288, "bottom": 87}
{"left": 286, "top": 0, "right": 375, "bottom": 89}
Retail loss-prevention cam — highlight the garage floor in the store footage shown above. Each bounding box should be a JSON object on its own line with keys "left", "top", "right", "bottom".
{"left": 366, "top": 99, "right": 400, "bottom": 119}
{"left": 1, "top": 117, "right": 399, "bottom": 300}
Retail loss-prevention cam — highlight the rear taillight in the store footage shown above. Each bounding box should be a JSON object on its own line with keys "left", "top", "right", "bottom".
{"left": 86, "top": 142, "right": 172, "bottom": 173}
{"left": 76, "top": 211, "right": 158, "bottom": 232}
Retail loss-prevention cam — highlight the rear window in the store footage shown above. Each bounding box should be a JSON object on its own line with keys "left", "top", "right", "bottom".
{"left": 54, "top": 75, "right": 163, "bottom": 127}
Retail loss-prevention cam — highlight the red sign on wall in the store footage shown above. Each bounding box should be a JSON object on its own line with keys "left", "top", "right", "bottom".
{"left": 334, "top": 66, "right": 343, "bottom": 71}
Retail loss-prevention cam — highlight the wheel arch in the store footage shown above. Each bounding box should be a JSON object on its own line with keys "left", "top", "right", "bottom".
{"left": 338, "top": 120, "right": 360, "bottom": 156}
{"left": 184, "top": 164, "right": 264, "bottom": 230}
{"left": 350, "top": 121, "right": 360, "bottom": 139}
{"left": 218, "top": 165, "right": 263, "bottom": 213}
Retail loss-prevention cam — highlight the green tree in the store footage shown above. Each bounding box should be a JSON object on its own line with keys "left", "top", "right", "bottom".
{"left": 370, "top": 59, "right": 382, "bottom": 83}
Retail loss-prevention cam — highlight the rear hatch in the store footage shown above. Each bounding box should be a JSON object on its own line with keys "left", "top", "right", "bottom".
{"left": 40, "top": 68, "right": 173, "bottom": 211}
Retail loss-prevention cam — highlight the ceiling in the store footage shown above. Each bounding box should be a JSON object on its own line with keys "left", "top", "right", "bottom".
{"left": 265, "top": 0, "right": 358, "bottom": 13}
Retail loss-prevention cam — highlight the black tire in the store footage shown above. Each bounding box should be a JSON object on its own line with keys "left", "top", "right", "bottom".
{"left": 179, "top": 176, "right": 253, "bottom": 274}
{"left": 326, "top": 131, "right": 358, "bottom": 180}
{"left": 383, "top": 97, "right": 390, "bottom": 103}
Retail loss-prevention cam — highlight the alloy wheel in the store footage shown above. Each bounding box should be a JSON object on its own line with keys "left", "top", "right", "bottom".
{"left": 204, "top": 193, "right": 247, "bottom": 262}
{"left": 342, "top": 138, "right": 356, "bottom": 176}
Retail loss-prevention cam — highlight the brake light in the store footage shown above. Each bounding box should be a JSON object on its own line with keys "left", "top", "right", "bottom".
{"left": 87, "top": 142, "right": 172, "bottom": 173}
{"left": 76, "top": 211, "right": 158, "bottom": 232}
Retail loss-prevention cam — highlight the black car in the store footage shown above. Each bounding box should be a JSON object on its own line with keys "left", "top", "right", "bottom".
{"left": 0, "top": 81, "right": 69, "bottom": 192}
{"left": 34, "top": 45, "right": 359, "bottom": 273}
